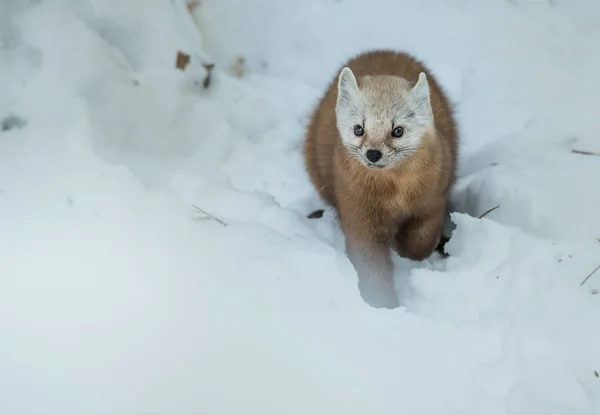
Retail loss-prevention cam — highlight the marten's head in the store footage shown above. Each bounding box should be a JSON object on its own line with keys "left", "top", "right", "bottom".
{"left": 335, "top": 67, "right": 434, "bottom": 170}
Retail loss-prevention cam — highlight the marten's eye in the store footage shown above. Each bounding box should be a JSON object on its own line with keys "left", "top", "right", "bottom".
{"left": 353, "top": 125, "right": 364, "bottom": 137}
{"left": 392, "top": 126, "right": 404, "bottom": 138}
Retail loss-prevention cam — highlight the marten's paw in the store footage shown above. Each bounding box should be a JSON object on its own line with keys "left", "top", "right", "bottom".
{"left": 357, "top": 279, "right": 400, "bottom": 310}
{"left": 435, "top": 234, "right": 451, "bottom": 258}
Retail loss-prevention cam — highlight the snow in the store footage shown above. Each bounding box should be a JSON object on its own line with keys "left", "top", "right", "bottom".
{"left": 1, "top": 0, "right": 600, "bottom": 414}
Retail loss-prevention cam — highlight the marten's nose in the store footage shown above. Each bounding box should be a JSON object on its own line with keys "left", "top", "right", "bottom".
{"left": 366, "top": 149, "right": 383, "bottom": 163}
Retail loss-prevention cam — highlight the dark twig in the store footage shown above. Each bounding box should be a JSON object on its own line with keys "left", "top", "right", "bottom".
{"left": 478, "top": 205, "right": 500, "bottom": 219}
{"left": 572, "top": 149, "right": 600, "bottom": 157}
{"left": 202, "top": 63, "right": 215, "bottom": 88}
{"left": 580, "top": 263, "right": 600, "bottom": 286}
{"left": 192, "top": 205, "right": 228, "bottom": 226}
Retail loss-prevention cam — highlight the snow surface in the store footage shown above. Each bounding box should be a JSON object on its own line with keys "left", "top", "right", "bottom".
{"left": 1, "top": 0, "right": 600, "bottom": 414}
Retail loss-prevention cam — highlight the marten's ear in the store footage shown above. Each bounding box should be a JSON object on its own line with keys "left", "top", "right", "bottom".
{"left": 337, "top": 67, "right": 359, "bottom": 105}
{"left": 411, "top": 72, "right": 433, "bottom": 122}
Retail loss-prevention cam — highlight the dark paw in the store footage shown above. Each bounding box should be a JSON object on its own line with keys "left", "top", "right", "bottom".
{"left": 435, "top": 234, "right": 450, "bottom": 258}
{"left": 307, "top": 209, "right": 324, "bottom": 219}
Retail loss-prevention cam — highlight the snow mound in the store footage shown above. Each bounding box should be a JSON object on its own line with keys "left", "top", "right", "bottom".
{"left": 453, "top": 116, "right": 600, "bottom": 242}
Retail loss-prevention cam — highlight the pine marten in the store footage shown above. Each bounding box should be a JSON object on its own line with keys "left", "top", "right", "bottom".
{"left": 303, "top": 50, "right": 459, "bottom": 309}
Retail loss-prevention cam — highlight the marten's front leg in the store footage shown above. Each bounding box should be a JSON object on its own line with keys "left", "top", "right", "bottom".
{"left": 342, "top": 225, "right": 399, "bottom": 309}
{"left": 394, "top": 209, "right": 445, "bottom": 262}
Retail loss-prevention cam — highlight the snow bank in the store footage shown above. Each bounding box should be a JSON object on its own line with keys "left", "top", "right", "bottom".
{"left": 1, "top": 0, "right": 600, "bottom": 414}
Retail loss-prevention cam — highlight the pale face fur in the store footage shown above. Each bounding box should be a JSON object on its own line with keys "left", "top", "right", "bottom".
{"left": 335, "top": 67, "right": 434, "bottom": 169}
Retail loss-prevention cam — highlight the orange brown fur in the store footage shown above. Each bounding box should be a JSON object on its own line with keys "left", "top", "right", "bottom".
{"left": 303, "top": 50, "right": 459, "bottom": 309}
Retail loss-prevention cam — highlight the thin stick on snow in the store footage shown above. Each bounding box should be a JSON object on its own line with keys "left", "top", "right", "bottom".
{"left": 202, "top": 63, "right": 215, "bottom": 88}
{"left": 192, "top": 205, "right": 228, "bottom": 226}
{"left": 478, "top": 205, "right": 500, "bottom": 219}
{"left": 580, "top": 263, "right": 600, "bottom": 286}
{"left": 572, "top": 149, "right": 600, "bottom": 157}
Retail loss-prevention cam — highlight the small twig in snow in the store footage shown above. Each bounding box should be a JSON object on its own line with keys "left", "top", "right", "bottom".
{"left": 192, "top": 205, "right": 228, "bottom": 226}
{"left": 202, "top": 63, "right": 215, "bottom": 88}
{"left": 580, "top": 263, "right": 600, "bottom": 286}
{"left": 572, "top": 149, "right": 600, "bottom": 157}
{"left": 478, "top": 205, "right": 500, "bottom": 219}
